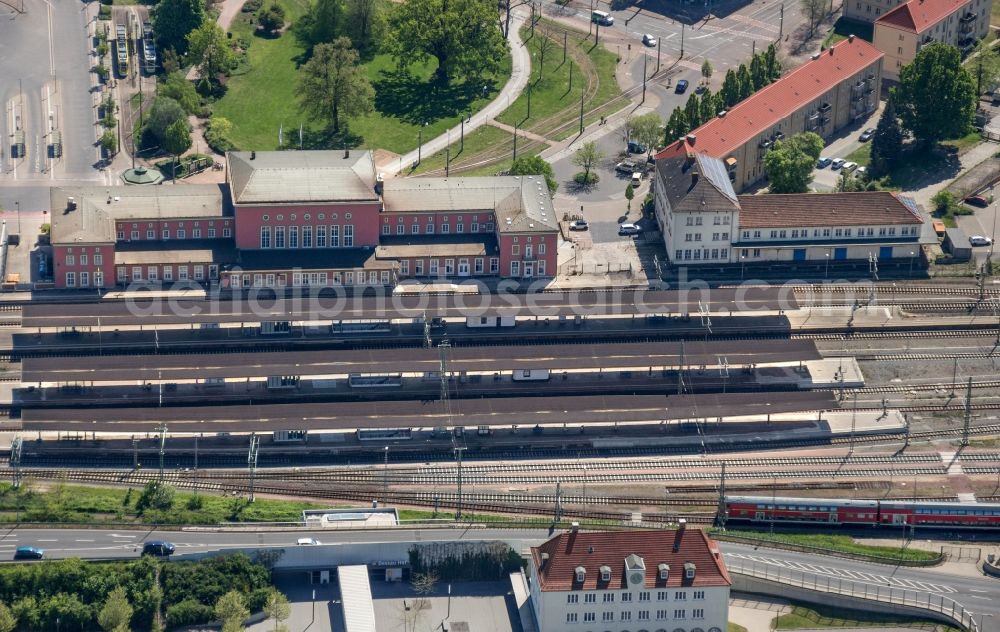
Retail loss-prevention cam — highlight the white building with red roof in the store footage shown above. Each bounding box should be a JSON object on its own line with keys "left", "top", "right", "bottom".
{"left": 654, "top": 36, "right": 883, "bottom": 194}
{"left": 526, "top": 525, "right": 731, "bottom": 632}
{"left": 873, "top": 0, "right": 990, "bottom": 80}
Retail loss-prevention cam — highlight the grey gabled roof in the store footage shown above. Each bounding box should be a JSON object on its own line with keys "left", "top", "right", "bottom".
{"left": 655, "top": 153, "right": 740, "bottom": 214}
{"left": 227, "top": 150, "right": 379, "bottom": 204}
{"left": 382, "top": 176, "right": 558, "bottom": 233}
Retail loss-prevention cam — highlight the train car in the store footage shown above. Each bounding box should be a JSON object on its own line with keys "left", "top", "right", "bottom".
{"left": 879, "top": 500, "right": 1000, "bottom": 529}
{"left": 466, "top": 316, "right": 516, "bottom": 328}
{"left": 511, "top": 369, "right": 551, "bottom": 382}
{"left": 724, "top": 495, "right": 879, "bottom": 526}
{"left": 115, "top": 24, "right": 129, "bottom": 78}
{"left": 357, "top": 428, "right": 412, "bottom": 441}
{"left": 348, "top": 373, "right": 402, "bottom": 388}
{"left": 142, "top": 23, "right": 156, "bottom": 74}
{"left": 725, "top": 495, "right": 1000, "bottom": 530}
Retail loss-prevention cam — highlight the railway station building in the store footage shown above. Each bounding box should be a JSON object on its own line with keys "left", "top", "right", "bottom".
{"left": 527, "top": 525, "right": 731, "bottom": 632}
{"left": 654, "top": 36, "right": 883, "bottom": 194}
{"left": 654, "top": 152, "right": 933, "bottom": 267}
{"left": 48, "top": 150, "right": 558, "bottom": 290}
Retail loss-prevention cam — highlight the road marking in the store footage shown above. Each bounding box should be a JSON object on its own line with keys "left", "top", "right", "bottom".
{"left": 36, "top": 539, "right": 56, "bottom": 542}
{"left": 74, "top": 539, "right": 94, "bottom": 542}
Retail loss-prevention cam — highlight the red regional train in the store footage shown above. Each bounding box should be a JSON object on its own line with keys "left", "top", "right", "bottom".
{"left": 724, "top": 495, "right": 1000, "bottom": 529}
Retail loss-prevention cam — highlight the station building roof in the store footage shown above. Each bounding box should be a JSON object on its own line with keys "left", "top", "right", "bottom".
{"left": 227, "top": 150, "right": 379, "bottom": 205}
{"left": 736, "top": 191, "right": 924, "bottom": 228}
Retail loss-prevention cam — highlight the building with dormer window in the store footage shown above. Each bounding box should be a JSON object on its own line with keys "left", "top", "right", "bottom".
{"left": 526, "top": 525, "right": 730, "bottom": 632}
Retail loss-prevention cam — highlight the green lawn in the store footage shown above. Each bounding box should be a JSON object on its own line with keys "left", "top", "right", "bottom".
{"left": 844, "top": 143, "right": 871, "bottom": 166}
{"left": 497, "top": 23, "right": 620, "bottom": 141}
{"left": 212, "top": 0, "right": 510, "bottom": 153}
{"left": 409, "top": 125, "right": 529, "bottom": 176}
{"left": 775, "top": 605, "right": 957, "bottom": 631}
{"left": 715, "top": 529, "right": 941, "bottom": 562}
{"left": 727, "top": 623, "right": 748, "bottom": 632}
{"left": 821, "top": 17, "right": 875, "bottom": 48}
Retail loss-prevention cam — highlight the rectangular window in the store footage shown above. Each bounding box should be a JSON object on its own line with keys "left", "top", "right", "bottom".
{"left": 638, "top": 611, "right": 649, "bottom": 621}
{"left": 510, "top": 261, "right": 520, "bottom": 277}
{"left": 65, "top": 254, "right": 75, "bottom": 266}
{"left": 178, "top": 266, "right": 189, "bottom": 281}
{"left": 131, "top": 230, "right": 140, "bottom": 240}
{"left": 330, "top": 225, "right": 340, "bottom": 247}
{"left": 147, "top": 266, "right": 158, "bottom": 281}
{"left": 163, "top": 267, "right": 174, "bottom": 282}
{"left": 412, "top": 223, "right": 420, "bottom": 235}
{"left": 132, "top": 267, "right": 142, "bottom": 281}
{"left": 65, "top": 272, "right": 76, "bottom": 287}
{"left": 79, "top": 255, "right": 89, "bottom": 266}
{"left": 289, "top": 226, "right": 299, "bottom": 248}
{"left": 566, "top": 614, "right": 577, "bottom": 623}
{"left": 80, "top": 271, "right": 90, "bottom": 287}
{"left": 429, "top": 259, "right": 439, "bottom": 275}
{"left": 674, "top": 610, "right": 685, "bottom": 619}
{"left": 208, "top": 227, "right": 216, "bottom": 238}
{"left": 538, "top": 260, "right": 546, "bottom": 275}
{"left": 177, "top": 229, "right": 186, "bottom": 239}
{"left": 472, "top": 222, "right": 479, "bottom": 233}
{"left": 192, "top": 228, "right": 201, "bottom": 239}
{"left": 303, "top": 225, "right": 313, "bottom": 248}
{"left": 415, "top": 260, "right": 424, "bottom": 275}
{"left": 117, "top": 266, "right": 127, "bottom": 282}
{"left": 401, "top": 260, "right": 410, "bottom": 276}
{"left": 675, "top": 592, "right": 687, "bottom": 600}
{"left": 474, "top": 258, "right": 484, "bottom": 274}
{"left": 603, "top": 594, "right": 615, "bottom": 603}
{"left": 658, "top": 591, "right": 668, "bottom": 601}
{"left": 693, "top": 609, "right": 704, "bottom": 619}
{"left": 639, "top": 592, "right": 650, "bottom": 602}
{"left": 344, "top": 225, "right": 354, "bottom": 247}
{"left": 602, "top": 613, "right": 614, "bottom": 622}
{"left": 657, "top": 610, "right": 669, "bottom": 620}
{"left": 584, "top": 613, "right": 595, "bottom": 623}
{"left": 275, "top": 226, "right": 286, "bottom": 248}
{"left": 445, "top": 259, "right": 454, "bottom": 274}
{"left": 162, "top": 228, "right": 170, "bottom": 240}
{"left": 117, "top": 229, "right": 125, "bottom": 240}
{"left": 694, "top": 591, "right": 704, "bottom": 600}
{"left": 194, "top": 265, "right": 205, "bottom": 281}
{"left": 426, "top": 223, "right": 435, "bottom": 234}
{"left": 621, "top": 612, "right": 631, "bottom": 621}
{"left": 317, "top": 225, "right": 327, "bottom": 247}
{"left": 621, "top": 593, "right": 633, "bottom": 602}
{"left": 223, "top": 227, "right": 232, "bottom": 238}
{"left": 397, "top": 224, "right": 405, "bottom": 235}
{"left": 456, "top": 223, "right": 464, "bottom": 233}
{"left": 441, "top": 223, "right": 450, "bottom": 234}
{"left": 260, "top": 226, "right": 271, "bottom": 248}
{"left": 382, "top": 225, "right": 391, "bottom": 236}
{"left": 94, "top": 271, "right": 104, "bottom": 287}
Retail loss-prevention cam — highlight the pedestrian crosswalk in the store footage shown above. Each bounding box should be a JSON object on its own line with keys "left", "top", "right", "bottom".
{"left": 725, "top": 553, "right": 956, "bottom": 594}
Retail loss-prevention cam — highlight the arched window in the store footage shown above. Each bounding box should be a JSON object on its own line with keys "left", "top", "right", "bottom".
{"left": 709, "top": 627, "right": 723, "bottom": 632}
{"left": 673, "top": 627, "right": 686, "bottom": 632}
{"left": 691, "top": 627, "right": 705, "bottom": 632}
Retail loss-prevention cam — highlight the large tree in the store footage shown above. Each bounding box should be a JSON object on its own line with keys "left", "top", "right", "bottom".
{"left": 0, "top": 602, "right": 15, "bottom": 632}
{"left": 97, "top": 587, "right": 133, "bottom": 632}
{"left": 263, "top": 589, "right": 290, "bottom": 632}
{"left": 144, "top": 96, "right": 187, "bottom": 147}
{"left": 630, "top": 112, "right": 663, "bottom": 157}
{"left": 749, "top": 53, "right": 767, "bottom": 91}
{"left": 297, "top": 0, "right": 343, "bottom": 51}
{"left": 346, "top": 0, "right": 382, "bottom": 52}
{"left": 186, "top": 22, "right": 236, "bottom": 83}
{"left": 158, "top": 71, "right": 201, "bottom": 114}
{"left": 869, "top": 97, "right": 904, "bottom": 178}
{"left": 894, "top": 43, "right": 975, "bottom": 146}
{"left": 699, "top": 89, "right": 716, "bottom": 124}
{"left": 763, "top": 131, "right": 824, "bottom": 194}
{"left": 215, "top": 591, "right": 249, "bottom": 632}
{"left": 664, "top": 107, "right": 689, "bottom": 144}
{"left": 972, "top": 35, "right": 1000, "bottom": 96}
{"left": 764, "top": 43, "right": 781, "bottom": 81}
{"left": 152, "top": 0, "right": 205, "bottom": 56}
{"left": 164, "top": 119, "right": 192, "bottom": 179}
{"left": 737, "top": 63, "right": 753, "bottom": 100}
{"left": 510, "top": 155, "right": 558, "bottom": 195}
{"left": 387, "top": 0, "right": 508, "bottom": 84}
{"left": 297, "top": 37, "right": 375, "bottom": 134}
{"left": 684, "top": 93, "right": 701, "bottom": 130}
{"left": 720, "top": 69, "right": 740, "bottom": 108}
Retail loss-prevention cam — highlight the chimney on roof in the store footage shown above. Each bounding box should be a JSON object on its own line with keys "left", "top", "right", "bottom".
{"left": 691, "top": 171, "right": 699, "bottom": 187}
{"left": 541, "top": 552, "right": 550, "bottom": 568}
{"left": 679, "top": 518, "right": 687, "bottom": 530}
{"left": 848, "top": 34, "right": 855, "bottom": 42}
{"left": 250, "top": 151, "right": 256, "bottom": 160}
{"left": 686, "top": 134, "right": 697, "bottom": 145}
{"left": 718, "top": 110, "right": 727, "bottom": 118}
{"left": 375, "top": 173, "right": 384, "bottom": 196}
{"left": 829, "top": 47, "right": 834, "bottom": 55}
{"left": 571, "top": 522, "right": 580, "bottom": 532}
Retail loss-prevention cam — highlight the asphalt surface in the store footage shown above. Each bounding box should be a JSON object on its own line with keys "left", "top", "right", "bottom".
{"left": 0, "top": 0, "right": 97, "bottom": 186}
{"left": 2, "top": 527, "right": 997, "bottom": 621}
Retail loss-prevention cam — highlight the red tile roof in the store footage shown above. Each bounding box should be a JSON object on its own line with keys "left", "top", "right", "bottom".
{"left": 875, "top": 0, "right": 969, "bottom": 33}
{"left": 530, "top": 528, "right": 731, "bottom": 592}
{"left": 736, "top": 191, "right": 924, "bottom": 229}
{"left": 654, "top": 37, "right": 883, "bottom": 162}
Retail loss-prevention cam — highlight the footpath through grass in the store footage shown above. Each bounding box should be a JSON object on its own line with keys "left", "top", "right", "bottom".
{"left": 775, "top": 604, "right": 957, "bottom": 631}
{"left": 212, "top": 0, "right": 509, "bottom": 152}
{"left": 715, "top": 529, "right": 941, "bottom": 563}
{"left": 413, "top": 20, "right": 621, "bottom": 175}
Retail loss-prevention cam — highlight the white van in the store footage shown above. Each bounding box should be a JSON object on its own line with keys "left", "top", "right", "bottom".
{"left": 591, "top": 10, "right": 614, "bottom": 25}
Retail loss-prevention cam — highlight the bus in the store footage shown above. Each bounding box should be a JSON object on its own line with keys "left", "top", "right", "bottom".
{"left": 115, "top": 24, "right": 129, "bottom": 77}
{"left": 591, "top": 10, "right": 614, "bottom": 25}
{"left": 142, "top": 23, "right": 156, "bottom": 74}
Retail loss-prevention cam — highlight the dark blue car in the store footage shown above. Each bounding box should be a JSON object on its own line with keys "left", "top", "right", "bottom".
{"left": 14, "top": 546, "right": 44, "bottom": 560}
{"left": 675, "top": 79, "right": 689, "bottom": 94}
{"left": 142, "top": 541, "right": 176, "bottom": 557}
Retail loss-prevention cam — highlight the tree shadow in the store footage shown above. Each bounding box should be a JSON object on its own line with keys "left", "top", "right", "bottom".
{"left": 373, "top": 68, "right": 498, "bottom": 125}
{"left": 293, "top": 126, "right": 364, "bottom": 150}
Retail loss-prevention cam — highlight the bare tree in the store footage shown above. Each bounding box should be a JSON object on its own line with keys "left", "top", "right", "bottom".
{"left": 536, "top": 30, "right": 556, "bottom": 81}
{"left": 411, "top": 571, "right": 440, "bottom": 595}
{"left": 800, "top": 0, "right": 827, "bottom": 35}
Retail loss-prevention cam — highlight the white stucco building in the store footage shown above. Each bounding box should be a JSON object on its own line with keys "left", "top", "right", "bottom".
{"left": 526, "top": 527, "right": 731, "bottom": 632}
{"left": 654, "top": 152, "right": 934, "bottom": 268}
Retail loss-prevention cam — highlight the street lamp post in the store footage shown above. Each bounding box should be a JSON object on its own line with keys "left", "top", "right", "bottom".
{"left": 740, "top": 255, "right": 745, "bottom": 280}
{"left": 909, "top": 250, "right": 916, "bottom": 277}
{"left": 824, "top": 251, "right": 830, "bottom": 279}
{"left": 417, "top": 122, "right": 427, "bottom": 165}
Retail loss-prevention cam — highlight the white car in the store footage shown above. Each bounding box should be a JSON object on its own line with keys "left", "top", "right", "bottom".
{"left": 970, "top": 235, "right": 993, "bottom": 246}
{"left": 855, "top": 166, "right": 867, "bottom": 178}
{"left": 569, "top": 219, "right": 589, "bottom": 231}
{"left": 842, "top": 161, "right": 858, "bottom": 173}
{"left": 642, "top": 34, "right": 657, "bottom": 47}
{"left": 619, "top": 223, "right": 642, "bottom": 236}
{"left": 830, "top": 158, "right": 846, "bottom": 169}
{"left": 297, "top": 538, "right": 322, "bottom": 546}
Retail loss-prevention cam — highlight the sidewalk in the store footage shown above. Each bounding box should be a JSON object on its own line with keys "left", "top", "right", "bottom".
{"left": 376, "top": 12, "right": 530, "bottom": 176}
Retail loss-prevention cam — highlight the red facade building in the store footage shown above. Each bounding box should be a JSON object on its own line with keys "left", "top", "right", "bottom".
{"left": 49, "top": 150, "right": 559, "bottom": 290}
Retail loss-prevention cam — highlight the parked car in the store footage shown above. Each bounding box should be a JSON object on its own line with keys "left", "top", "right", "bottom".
{"left": 965, "top": 195, "right": 989, "bottom": 207}
{"left": 970, "top": 235, "right": 994, "bottom": 246}
{"left": 13, "top": 547, "right": 43, "bottom": 560}
{"left": 142, "top": 541, "right": 176, "bottom": 557}
{"left": 642, "top": 33, "right": 657, "bottom": 47}
{"left": 297, "top": 538, "right": 322, "bottom": 545}
{"left": 569, "top": 219, "right": 589, "bottom": 231}
{"left": 675, "top": 79, "right": 689, "bottom": 94}
{"left": 631, "top": 172, "right": 642, "bottom": 186}
{"left": 816, "top": 157, "right": 832, "bottom": 168}
{"left": 627, "top": 141, "right": 647, "bottom": 154}
{"left": 615, "top": 160, "right": 639, "bottom": 174}
{"left": 830, "top": 158, "right": 846, "bottom": 169}
{"left": 859, "top": 128, "right": 876, "bottom": 142}
{"left": 842, "top": 161, "right": 858, "bottom": 172}
{"left": 855, "top": 166, "right": 867, "bottom": 178}
{"left": 619, "top": 223, "right": 642, "bottom": 236}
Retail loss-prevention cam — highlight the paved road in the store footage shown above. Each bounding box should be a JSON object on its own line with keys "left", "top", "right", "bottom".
{"left": 0, "top": 0, "right": 97, "bottom": 186}
{"left": 3, "top": 526, "right": 998, "bottom": 621}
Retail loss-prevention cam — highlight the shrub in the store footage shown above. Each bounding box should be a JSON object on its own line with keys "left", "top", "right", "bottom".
{"left": 242, "top": 0, "right": 263, "bottom": 12}
{"left": 99, "top": 130, "right": 117, "bottom": 155}
{"left": 135, "top": 481, "right": 175, "bottom": 514}
{"left": 93, "top": 64, "right": 109, "bottom": 81}
{"left": 166, "top": 598, "right": 214, "bottom": 628}
{"left": 573, "top": 172, "right": 599, "bottom": 185}
{"left": 205, "top": 116, "right": 236, "bottom": 154}
{"left": 98, "top": 4, "right": 111, "bottom": 18}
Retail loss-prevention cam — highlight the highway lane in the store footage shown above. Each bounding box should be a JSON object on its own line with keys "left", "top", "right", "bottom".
{"left": 1, "top": 527, "right": 996, "bottom": 618}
